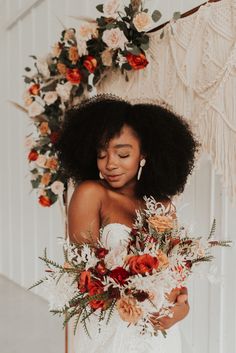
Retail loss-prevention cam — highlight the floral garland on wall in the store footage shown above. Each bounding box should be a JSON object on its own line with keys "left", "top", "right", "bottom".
{"left": 23, "top": 0, "right": 174, "bottom": 207}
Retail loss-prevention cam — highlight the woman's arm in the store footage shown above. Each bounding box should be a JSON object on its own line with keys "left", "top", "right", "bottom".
{"left": 68, "top": 181, "right": 104, "bottom": 244}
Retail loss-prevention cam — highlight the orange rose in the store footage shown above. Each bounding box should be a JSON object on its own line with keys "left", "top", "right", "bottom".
{"left": 79, "top": 271, "right": 91, "bottom": 293}
{"left": 38, "top": 195, "right": 52, "bottom": 207}
{"left": 83, "top": 55, "right": 97, "bottom": 73}
{"left": 69, "top": 46, "right": 79, "bottom": 63}
{"left": 95, "top": 261, "right": 108, "bottom": 276}
{"left": 57, "top": 62, "right": 67, "bottom": 75}
{"left": 66, "top": 68, "right": 82, "bottom": 84}
{"left": 117, "top": 297, "right": 143, "bottom": 324}
{"left": 41, "top": 172, "right": 51, "bottom": 185}
{"left": 45, "top": 157, "right": 58, "bottom": 170}
{"left": 29, "top": 84, "right": 40, "bottom": 95}
{"left": 148, "top": 215, "right": 174, "bottom": 233}
{"left": 88, "top": 280, "right": 105, "bottom": 310}
{"left": 127, "top": 254, "right": 159, "bottom": 275}
{"left": 28, "top": 149, "right": 38, "bottom": 161}
{"left": 126, "top": 53, "right": 148, "bottom": 70}
{"left": 39, "top": 122, "right": 50, "bottom": 135}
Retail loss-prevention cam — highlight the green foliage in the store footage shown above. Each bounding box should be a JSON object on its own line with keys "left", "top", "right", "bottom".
{"left": 152, "top": 10, "right": 162, "bottom": 22}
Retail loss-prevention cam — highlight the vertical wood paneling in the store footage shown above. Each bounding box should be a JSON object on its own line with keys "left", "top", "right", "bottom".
{"left": 0, "top": 1, "right": 235, "bottom": 352}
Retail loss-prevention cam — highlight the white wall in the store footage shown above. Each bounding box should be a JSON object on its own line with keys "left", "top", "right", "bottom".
{"left": 0, "top": 1, "right": 235, "bottom": 353}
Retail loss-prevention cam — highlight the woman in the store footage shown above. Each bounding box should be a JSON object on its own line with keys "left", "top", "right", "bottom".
{"left": 57, "top": 95, "right": 199, "bottom": 353}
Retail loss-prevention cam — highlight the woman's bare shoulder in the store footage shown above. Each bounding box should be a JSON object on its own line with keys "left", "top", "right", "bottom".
{"left": 71, "top": 180, "right": 107, "bottom": 202}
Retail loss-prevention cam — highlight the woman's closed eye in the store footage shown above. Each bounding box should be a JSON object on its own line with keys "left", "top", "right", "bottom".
{"left": 119, "top": 154, "right": 129, "bottom": 158}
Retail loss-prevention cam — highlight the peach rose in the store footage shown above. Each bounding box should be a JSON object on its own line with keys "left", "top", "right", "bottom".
{"left": 57, "top": 62, "right": 67, "bottom": 75}
{"left": 41, "top": 172, "right": 51, "bottom": 186}
{"left": 117, "top": 297, "right": 143, "bottom": 324}
{"left": 101, "top": 49, "right": 113, "bottom": 66}
{"left": 23, "top": 91, "right": 33, "bottom": 107}
{"left": 102, "top": 28, "right": 127, "bottom": 50}
{"left": 45, "top": 157, "right": 58, "bottom": 170}
{"left": 69, "top": 46, "right": 79, "bottom": 63}
{"left": 36, "top": 154, "right": 47, "bottom": 168}
{"left": 52, "top": 42, "right": 62, "bottom": 57}
{"left": 103, "top": 0, "right": 120, "bottom": 18}
{"left": 156, "top": 250, "right": 169, "bottom": 269}
{"left": 127, "top": 254, "right": 159, "bottom": 275}
{"left": 78, "top": 23, "right": 98, "bottom": 41}
{"left": 148, "top": 215, "right": 174, "bottom": 233}
{"left": 133, "top": 12, "right": 152, "bottom": 32}
{"left": 39, "top": 122, "right": 50, "bottom": 135}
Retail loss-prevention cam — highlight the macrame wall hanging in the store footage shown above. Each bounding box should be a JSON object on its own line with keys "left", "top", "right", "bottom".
{"left": 98, "top": 0, "right": 236, "bottom": 203}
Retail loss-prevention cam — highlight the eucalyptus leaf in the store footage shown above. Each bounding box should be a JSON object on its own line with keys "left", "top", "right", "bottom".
{"left": 23, "top": 76, "right": 32, "bottom": 84}
{"left": 173, "top": 11, "right": 181, "bottom": 21}
{"left": 29, "top": 55, "right": 37, "bottom": 60}
{"left": 140, "top": 42, "right": 149, "bottom": 50}
{"left": 152, "top": 10, "right": 162, "bottom": 23}
{"left": 122, "top": 63, "right": 132, "bottom": 71}
{"left": 128, "top": 46, "right": 141, "bottom": 55}
{"left": 96, "top": 4, "right": 104, "bottom": 13}
{"left": 25, "top": 67, "right": 31, "bottom": 72}
{"left": 31, "top": 178, "right": 40, "bottom": 189}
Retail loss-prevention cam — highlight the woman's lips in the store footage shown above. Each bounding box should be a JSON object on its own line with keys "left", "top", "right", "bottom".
{"left": 106, "top": 174, "right": 123, "bottom": 181}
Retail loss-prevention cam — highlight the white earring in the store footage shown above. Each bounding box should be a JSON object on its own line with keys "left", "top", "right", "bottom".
{"left": 99, "top": 171, "right": 104, "bottom": 179}
{"left": 137, "top": 159, "right": 146, "bottom": 181}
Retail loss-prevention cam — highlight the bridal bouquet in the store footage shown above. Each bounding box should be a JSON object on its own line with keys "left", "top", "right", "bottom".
{"left": 30, "top": 197, "right": 231, "bottom": 337}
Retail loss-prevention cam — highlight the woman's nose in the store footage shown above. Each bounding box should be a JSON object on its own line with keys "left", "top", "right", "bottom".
{"left": 105, "top": 156, "right": 118, "bottom": 170}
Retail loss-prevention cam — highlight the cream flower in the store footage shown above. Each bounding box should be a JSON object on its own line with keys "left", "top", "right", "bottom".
{"left": 77, "top": 40, "right": 88, "bottom": 56}
{"left": 117, "top": 297, "right": 143, "bottom": 324}
{"left": 28, "top": 101, "right": 45, "bottom": 117}
{"left": 64, "top": 29, "right": 75, "bottom": 41}
{"left": 78, "top": 23, "right": 98, "bottom": 41}
{"left": 133, "top": 12, "right": 153, "bottom": 32}
{"left": 36, "top": 154, "right": 47, "bottom": 168}
{"left": 44, "top": 91, "right": 58, "bottom": 105}
{"left": 23, "top": 91, "right": 33, "bottom": 107}
{"left": 36, "top": 58, "right": 50, "bottom": 78}
{"left": 56, "top": 82, "right": 72, "bottom": 102}
{"left": 101, "top": 49, "right": 113, "bottom": 66}
{"left": 102, "top": 28, "right": 128, "bottom": 50}
{"left": 103, "top": 0, "right": 120, "bottom": 18}
{"left": 51, "top": 181, "right": 64, "bottom": 195}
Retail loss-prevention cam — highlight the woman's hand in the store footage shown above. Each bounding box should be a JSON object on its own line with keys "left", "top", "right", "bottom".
{"left": 150, "top": 287, "right": 189, "bottom": 331}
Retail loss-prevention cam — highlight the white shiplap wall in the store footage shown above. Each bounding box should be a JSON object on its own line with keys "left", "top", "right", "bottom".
{"left": 0, "top": 1, "right": 235, "bottom": 353}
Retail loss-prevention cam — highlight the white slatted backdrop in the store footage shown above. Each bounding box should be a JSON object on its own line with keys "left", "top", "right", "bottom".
{"left": 0, "top": 1, "right": 235, "bottom": 353}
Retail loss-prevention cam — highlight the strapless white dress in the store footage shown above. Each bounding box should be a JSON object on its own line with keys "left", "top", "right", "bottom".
{"left": 73, "top": 223, "right": 182, "bottom": 353}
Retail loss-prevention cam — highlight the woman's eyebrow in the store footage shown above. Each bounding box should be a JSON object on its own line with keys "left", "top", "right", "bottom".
{"left": 114, "top": 144, "right": 133, "bottom": 148}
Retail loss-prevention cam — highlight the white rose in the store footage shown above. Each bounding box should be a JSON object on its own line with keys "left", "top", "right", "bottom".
{"left": 28, "top": 101, "right": 45, "bottom": 117}
{"left": 77, "top": 40, "right": 88, "bottom": 57}
{"left": 102, "top": 28, "right": 128, "bottom": 50}
{"left": 37, "top": 58, "right": 50, "bottom": 79}
{"left": 44, "top": 91, "right": 58, "bottom": 105}
{"left": 51, "top": 181, "right": 64, "bottom": 195}
{"left": 56, "top": 82, "right": 72, "bottom": 102}
{"left": 103, "top": 0, "right": 120, "bottom": 18}
{"left": 78, "top": 23, "right": 98, "bottom": 41}
{"left": 133, "top": 12, "right": 153, "bottom": 32}
{"left": 36, "top": 154, "right": 47, "bottom": 168}
{"left": 101, "top": 49, "right": 113, "bottom": 66}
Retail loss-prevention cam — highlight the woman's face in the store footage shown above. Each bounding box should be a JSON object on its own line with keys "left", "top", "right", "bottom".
{"left": 97, "top": 124, "right": 144, "bottom": 189}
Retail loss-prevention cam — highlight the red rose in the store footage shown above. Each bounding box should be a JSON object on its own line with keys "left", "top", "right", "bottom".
{"left": 29, "top": 84, "right": 40, "bottom": 95}
{"left": 88, "top": 280, "right": 105, "bottom": 310}
{"left": 79, "top": 271, "right": 91, "bottom": 293}
{"left": 95, "top": 247, "right": 109, "bottom": 259}
{"left": 28, "top": 149, "right": 38, "bottom": 161}
{"left": 109, "top": 266, "right": 130, "bottom": 286}
{"left": 126, "top": 53, "right": 148, "bottom": 70}
{"left": 127, "top": 254, "right": 159, "bottom": 275}
{"left": 50, "top": 131, "right": 60, "bottom": 144}
{"left": 66, "top": 68, "right": 82, "bottom": 84}
{"left": 83, "top": 55, "right": 97, "bottom": 73}
{"left": 38, "top": 195, "right": 53, "bottom": 207}
{"left": 95, "top": 261, "right": 108, "bottom": 276}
